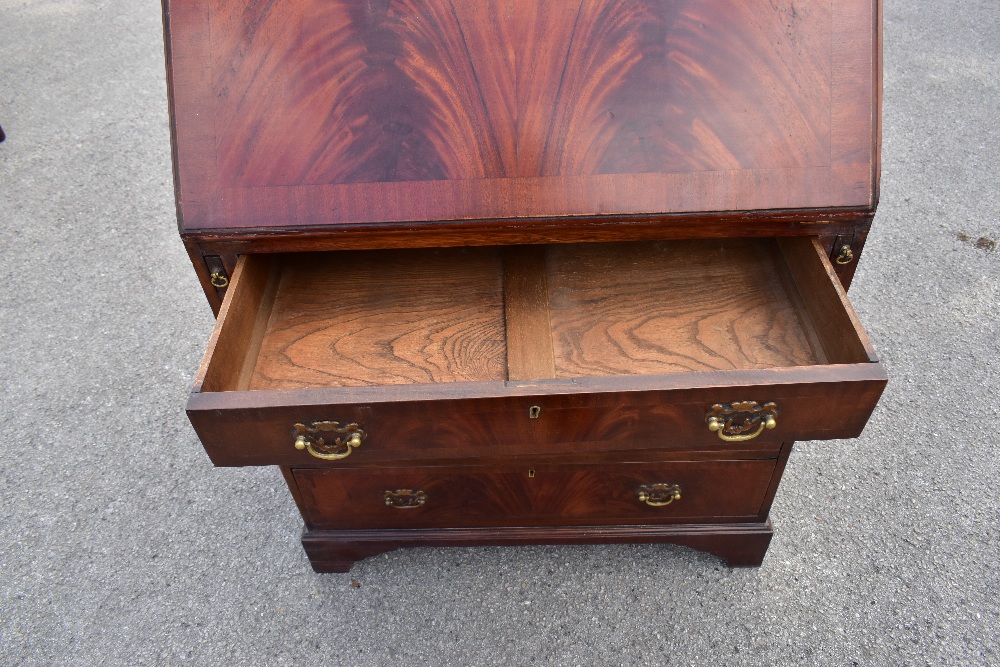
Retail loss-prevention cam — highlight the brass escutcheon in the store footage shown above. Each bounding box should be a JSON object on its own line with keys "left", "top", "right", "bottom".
{"left": 638, "top": 483, "right": 681, "bottom": 507}
{"left": 705, "top": 401, "right": 778, "bottom": 442}
{"left": 293, "top": 421, "right": 366, "bottom": 461}
{"left": 210, "top": 271, "right": 229, "bottom": 288}
{"left": 384, "top": 489, "right": 427, "bottom": 509}
{"left": 835, "top": 244, "right": 854, "bottom": 265}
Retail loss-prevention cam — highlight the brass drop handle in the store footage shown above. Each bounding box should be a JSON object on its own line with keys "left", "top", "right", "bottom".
{"left": 707, "top": 414, "right": 776, "bottom": 442}
{"left": 835, "top": 244, "right": 854, "bottom": 265}
{"left": 292, "top": 421, "right": 366, "bottom": 461}
{"left": 705, "top": 401, "right": 778, "bottom": 442}
{"left": 210, "top": 271, "right": 229, "bottom": 288}
{"left": 638, "top": 483, "right": 681, "bottom": 507}
{"left": 384, "top": 489, "right": 427, "bottom": 509}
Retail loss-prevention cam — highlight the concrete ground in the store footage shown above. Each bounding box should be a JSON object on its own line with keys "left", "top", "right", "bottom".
{"left": 1, "top": 0, "right": 997, "bottom": 664}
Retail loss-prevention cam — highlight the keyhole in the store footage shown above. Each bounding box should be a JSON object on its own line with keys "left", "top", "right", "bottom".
{"left": 529, "top": 405, "right": 541, "bottom": 419}
{"left": 528, "top": 470, "right": 535, "bottom": 478}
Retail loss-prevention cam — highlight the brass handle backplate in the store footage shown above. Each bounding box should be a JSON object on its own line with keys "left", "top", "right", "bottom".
{"left": 638, "top": 483, "right": 681, "bottom": 507}
{"left": 705, "top": 401, "right": 777, "bottom": 442}
{"left": 384, "top": 489, "right": 427, "bottom": 509}
{"left": 293, "top": 421, "right": 366, "bottom": 461}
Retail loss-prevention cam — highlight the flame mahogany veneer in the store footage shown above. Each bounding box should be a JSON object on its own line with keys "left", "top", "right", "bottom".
{"left": 165, "top": 0, "right": 884, "bottom": 570}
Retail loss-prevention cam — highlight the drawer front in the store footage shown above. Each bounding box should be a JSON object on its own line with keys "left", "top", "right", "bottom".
{"left": 188, "top": 368, "right": 884, "bottom": 467}
{"left": 291, "top": 459, "right": 777, "bottom": 530}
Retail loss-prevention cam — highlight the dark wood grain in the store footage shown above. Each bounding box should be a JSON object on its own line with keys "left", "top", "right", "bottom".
{"left": 188, "top": 363, "right": 886, "bottom": 467}
{"left": 292, "top": 458, "right": 776, "bottom": 530}
{"left": 163, "top": 0, "right": 880, "bottom": 237}
{"left": 299, "top": 521, "right": 775, "bottom": 571}
{"left": 213, "top": 0, "right": 831, "bottom": 184}
{"left": 185, "top": 212, "right": 874, "bottom": 254}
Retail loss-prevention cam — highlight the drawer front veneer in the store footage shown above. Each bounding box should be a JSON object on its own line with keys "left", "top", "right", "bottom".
{"left": 290, "top": 459, "right": 778, "bottom": 530}
{"left": 189, "top": 370, "right": 882, "bottom": 466}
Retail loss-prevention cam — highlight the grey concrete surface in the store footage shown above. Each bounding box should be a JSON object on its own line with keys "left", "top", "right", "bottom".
{"left": 1, "top": 0, "right": 997, "bottom": 664}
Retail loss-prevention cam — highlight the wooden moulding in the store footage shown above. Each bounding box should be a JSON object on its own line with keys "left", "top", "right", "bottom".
{"left": 284, "top": 444, "right": 795, "bottom": 571}
{"left": 300, "top": 522, "right": 776, "bottom": 572}
{"left": 183, "top": 212, "right": 874, "bottom": 269}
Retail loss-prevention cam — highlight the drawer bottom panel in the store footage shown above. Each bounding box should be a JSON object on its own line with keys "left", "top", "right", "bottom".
{"left": 291, "top": 459, "right": 778, "bottom": 530}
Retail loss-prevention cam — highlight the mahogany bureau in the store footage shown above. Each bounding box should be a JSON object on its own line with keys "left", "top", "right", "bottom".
{"left": 162, "top": 0, "right": 885, "bottom": 572}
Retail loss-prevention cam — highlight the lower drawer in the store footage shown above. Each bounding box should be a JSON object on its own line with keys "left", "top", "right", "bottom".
{"left": 291, "top": 459, "right": 777, "bottom": 530}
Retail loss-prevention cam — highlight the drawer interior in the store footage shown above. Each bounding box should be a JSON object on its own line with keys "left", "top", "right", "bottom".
{"left": 251, "top": 247, "right": 507, "bottom": 389}
{"left": 197, "top": 237, "right": 875, "bottom": 393}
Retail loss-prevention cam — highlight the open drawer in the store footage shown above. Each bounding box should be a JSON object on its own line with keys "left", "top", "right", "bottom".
{"left": 187, "top": 237, "right": 886, "bottom": 466}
